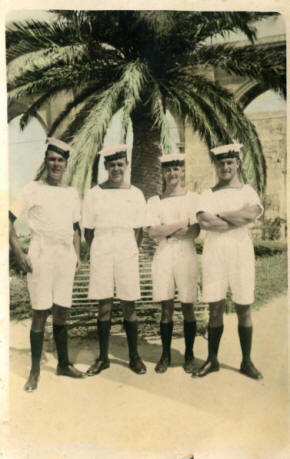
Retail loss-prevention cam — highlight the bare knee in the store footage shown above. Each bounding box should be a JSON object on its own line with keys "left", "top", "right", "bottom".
{"left": 209, "top": 300, "right": 225, "bottom": 327}
{"left": 98, "top": 298, "right": 113, "bottom": 322}
{"left": 181, "top": 302, "right": 195, "bottom": 322}
{"left": 31, "top": 309, "right": 49, "bottom": 332}
{"left": 235, "top": 303, "right": 252, "bottom": 327}
{"left": 161, "top": 300, "right": 174, "bottom": 323}
{"left": 52, "top": 304, "right": 68, "bottom": 325}
{"left": 121, "top": 301, "right": 136, "bottom": 322}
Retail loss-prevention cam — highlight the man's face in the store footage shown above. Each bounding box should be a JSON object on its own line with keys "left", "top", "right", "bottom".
{"left": 105, "top": 158, "right": 127, "bottom": 184}
{"left": 163, "top": 165, "right": 183, "bottom": 187}
{"left": 46, "top": 150, "right": 67, "bottom": 183}
{"left": 215, "top": 157, "right": 240, "bottom": 183}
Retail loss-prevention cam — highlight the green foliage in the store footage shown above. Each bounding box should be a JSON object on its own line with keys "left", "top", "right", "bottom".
{"left": 254, "top": 253, "right": 287, "bottom": 307}
{"left": 10, "top": 271, "right": 31, "bottom": 320}
{"left": 261, "top": 217, "right": 287, "bottom": 241}
{"left": 254, "top": 239, "right": 287, "bottom": 256}
{"left": 9, "top": 235, "right": 31, "bottom": 273}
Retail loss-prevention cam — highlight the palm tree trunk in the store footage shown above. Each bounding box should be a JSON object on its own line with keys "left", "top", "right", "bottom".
{"left": 131, "top": 104, "right": 162, "bottom": 199}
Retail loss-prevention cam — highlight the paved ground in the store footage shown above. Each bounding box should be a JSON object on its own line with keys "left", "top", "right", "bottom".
{"left": 1, "top": 295, "right": 288, "bottom": 459}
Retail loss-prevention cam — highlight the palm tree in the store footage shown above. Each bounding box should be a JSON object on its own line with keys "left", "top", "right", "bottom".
{"left": 6, "top": 11, "right": 286, "bottom": 197}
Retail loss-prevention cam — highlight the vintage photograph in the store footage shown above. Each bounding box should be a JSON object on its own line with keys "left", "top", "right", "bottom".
{"left": 1, "top": 3, "right": 288, "bottom": 458}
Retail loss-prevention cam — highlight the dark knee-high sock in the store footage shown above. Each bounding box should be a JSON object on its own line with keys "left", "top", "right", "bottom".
{"left": 208, "top": 325, "right": 224, "bottom": 361}
{"left": 124, "top": 320, "right": 139, "bottom": 359}
{"left": 98, "top": 320, "right": 111, "bottom": 360}
{"left": 238, "top": 325, "right": 252, "bottom": 362}
{"left": 53, "top": 324, "right": 70, "bottom": 368}
{"left": 160, "top": 321, "right": 173, "bottom": 360}
{"left": 30, "top": 330, "right": 44, "bottom": 373}
{"left": 184, "top": 321, "right": 196, "bottom": 358}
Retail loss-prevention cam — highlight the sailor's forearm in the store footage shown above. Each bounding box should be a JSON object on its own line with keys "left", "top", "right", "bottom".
{"left": 219, "top": 207, "right": 260, "bottom": 227}
{"left": 73, "top": 229, "right": 81, "bottom": 259}
{"left": 148, "top": 220, "right": 188, "bottom": 238}
{"left": 197, "top": 212, "right": 232, "bottom": 232}
{"left": 84, "top": 228, "right": 94, "bottom": 249}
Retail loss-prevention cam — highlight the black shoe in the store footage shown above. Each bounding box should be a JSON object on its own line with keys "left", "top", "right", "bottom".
{"left": 183, "top": 355, "right": 195, "bottom": 373}
{"left": 24, "top": 370, "right": 39, "bottom": 392}
{"left": 86, "top": 358, "right": 110, "bottom": 376}
{"left": 129, "top": 356, "right": 147, "bottom": 375}
{"left": 56, "top": 363, "right": 85, "bottom": 378}
{"left": 240, "top": 360, "right": 263, "bottom": 380}
{"left": 155, "top": 355, "right": 170, "bottom": 374}
{"left": 192, "top": 359, "right": 220, "bottom": 377}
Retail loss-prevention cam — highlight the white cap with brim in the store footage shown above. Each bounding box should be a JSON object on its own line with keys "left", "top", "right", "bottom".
{"left": 99, "top": 144, "right": 128, "bottom": 162}
{"left": 160, "top": 152, "right": 185, "bottom": 167}
{"left": 46, "top": 137, "right": 72, "bottom": 159}
{"left": 210, "top": 143, "right": 243, "bottom": 160}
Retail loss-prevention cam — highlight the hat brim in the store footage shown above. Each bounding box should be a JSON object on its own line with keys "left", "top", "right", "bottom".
{"left": 212, "top": 152, "right": 240, "bottom": 160}
{"left": 161, "top": 160, "right": 185, "bottom": 167}
{"left": 46, "top": 145, "right": 70, "bottom": 159}
{"left": 104, "top": 151, "right": 127, "bottom": 162}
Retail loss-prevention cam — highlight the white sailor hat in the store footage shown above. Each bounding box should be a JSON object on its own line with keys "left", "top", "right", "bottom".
{"left": 46, "top": 137, "right": 72, "bottom": 159}
{"left": 210, "top": 143, "right": 243, "bottom": 160}
{"left": 160, "top": 152, "right": 185, "bottom": 167}
{"left": 99, "top": 144, "right": 128, "bottom": 162}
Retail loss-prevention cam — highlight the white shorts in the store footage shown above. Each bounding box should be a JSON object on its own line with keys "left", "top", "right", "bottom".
{"left": 202, "top": 235, "right": 255, "bottom": 305}
{"left": 27, "top": 236, "right": 77, "bottom": 310}
{"left": 152, "top": 238, "right": 199, "bottom": 303}
{"left": 89, "top": 230, "right": 140, "bottom": 301}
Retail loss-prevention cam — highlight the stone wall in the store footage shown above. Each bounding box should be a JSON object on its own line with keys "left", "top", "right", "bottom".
{"left": 248, "top": 111, "right": 286, "bottom": 221}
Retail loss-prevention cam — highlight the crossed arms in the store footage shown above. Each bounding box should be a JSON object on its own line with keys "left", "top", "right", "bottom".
{"left": 197, "top": 203, "right": 262, "bottom": 233}
{"left": 148, "top": 220, "right": 200, "bottom": 241}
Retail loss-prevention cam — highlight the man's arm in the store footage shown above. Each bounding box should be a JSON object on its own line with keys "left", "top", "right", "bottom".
{"left": 148, "top": 220, "right": 189, "bottom": 240}
{"left": 175, "top": 222, "right": 201, "bottom": 238}
{"left": 218, "top": 204, "right": 262, "bottom": 227}
{"left": 197, "top": 212, "right": 233, "bottom": 233}
{"left": 134, "top": 228, "right": 143, "bottom": 247}
{"left": 84, "top": 228, "right": 94, "bottom": 252}
{"left": 73, "top": 222, "right": 81, "bottom": 272}
{"left": 9, "top": 214, "right": 33, "bottom": 273}
{"left": 189, "top": 222, "right": 201, "bottom": 239}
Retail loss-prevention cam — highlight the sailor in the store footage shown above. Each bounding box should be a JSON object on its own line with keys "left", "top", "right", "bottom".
{"left": 192, "top": 143, "right": 263, "bottom": 379}
{"left": 146, "top": 153, "right": 200, "bottom": 373}
{"left": 9, "top": 137, "right": 84, "bottom": 392}
{"left": 82, "top": 145, "right": 147, "bottom": 375}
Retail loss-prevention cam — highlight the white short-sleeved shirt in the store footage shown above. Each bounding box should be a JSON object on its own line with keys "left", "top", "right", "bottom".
{"left": 11, "top": 181, "right": 80, "bottom": 243}
{"left": 146, "top": 191, "right": 199, "bottom": 230}
{"left": 196, "top": 184, "right": 263, "bottom": 242}
{"left": 82, "top": 185, "right": 146, "bottom": 230}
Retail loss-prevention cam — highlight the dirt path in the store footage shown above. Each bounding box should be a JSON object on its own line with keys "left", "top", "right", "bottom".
{"left": 1, "top": 295, "right": 288, "bottom": 459}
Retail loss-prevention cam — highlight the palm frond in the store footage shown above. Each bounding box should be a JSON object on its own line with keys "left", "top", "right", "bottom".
{"left": 7, "top": 44, "right": 86, "bottom": 84}
{"left": 166, "top": 84, "right": 221, "bottom": 148}
{"left": 48, "top": 84, "right": 103, "bottom": 137}
{"left": 6, "top": 19, "right": 85, "bottom": 62}
{"left": 150, "top": 84, "right": 172, "bottom": 154}
{"left": 196, "top": 43, "right": 286, "bottom": 98}
{"left": 165, "top": 76, "right": 266, "bottom": 192}
{"left": 19, "top": 92, "right": 55, "bottom": 130}
{"left": 182, "top": 11, "right": 278, "bottom": 44}
{"left": 120, "top": 60, "right": 149, "bottom": 140}
{"left": 65, "top": 80, "right": 126, "bottom": 195}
